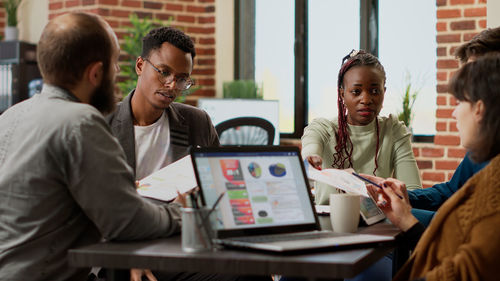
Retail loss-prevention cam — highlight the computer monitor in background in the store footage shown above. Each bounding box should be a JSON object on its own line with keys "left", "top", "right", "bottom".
{"left": 197, "top": 98, "right": 280, "bottom": 145}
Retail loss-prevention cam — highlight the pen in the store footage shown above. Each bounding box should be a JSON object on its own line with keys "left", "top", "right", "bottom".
{"left": 190, "top": 192, "right": 199, "bottom": 209}
{"left": 198, "top": 192, "right": 226, "bottom": 245}
{"left": 202, "top": 191, "right": 226, "bottom": 222}
{"left": 352, "top": 172, "right": 403, "bottom": 199}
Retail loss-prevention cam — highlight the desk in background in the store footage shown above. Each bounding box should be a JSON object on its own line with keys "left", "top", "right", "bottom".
{"left": 69, "top": 222, "right": 400, "bottom": 281}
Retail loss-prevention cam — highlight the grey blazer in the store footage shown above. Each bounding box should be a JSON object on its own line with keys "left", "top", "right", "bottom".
{"left": 106, "top": 90, "right": 219, "bottom": 177}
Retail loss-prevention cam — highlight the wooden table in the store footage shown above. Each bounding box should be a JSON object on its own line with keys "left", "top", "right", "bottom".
{"left": 69, "top": 222, "right": 400, "bottom": 281}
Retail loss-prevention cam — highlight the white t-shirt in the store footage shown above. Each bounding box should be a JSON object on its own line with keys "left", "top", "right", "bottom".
{"left": 134, "top": 112, "right": 170, "bottom": 180}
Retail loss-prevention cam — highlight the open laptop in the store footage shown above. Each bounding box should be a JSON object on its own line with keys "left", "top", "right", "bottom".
{"left": 190, "top": 146, "right": 394, "bottom": 253}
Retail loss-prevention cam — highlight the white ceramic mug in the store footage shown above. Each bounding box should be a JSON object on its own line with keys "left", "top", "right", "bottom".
{"left": 329, "top": 193, "right": 361, "bottom": 233}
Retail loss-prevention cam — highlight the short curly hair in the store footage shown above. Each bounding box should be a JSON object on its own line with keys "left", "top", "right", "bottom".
{"left": 454, "top": 27, "right": 500, "bottom": 63}
{"left": 141, "top": 27, "right": 196, "bottom": 59}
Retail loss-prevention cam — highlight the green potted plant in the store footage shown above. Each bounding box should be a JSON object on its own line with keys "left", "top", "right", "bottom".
{"left": 118, "top": 13, "right": 164, "bottom": 96}
{"left": 223, "top": 80, "right": 262, "bottom": 99}
{"left": 397, "top": 74, "right": 420, "bottom": 131}
{"left": 2, "top": 0, "right": 22, "bottom": 41}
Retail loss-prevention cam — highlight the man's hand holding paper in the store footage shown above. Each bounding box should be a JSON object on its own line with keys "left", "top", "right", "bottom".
{"left": 137, "top": 155, "right": 197, "bottom": 202}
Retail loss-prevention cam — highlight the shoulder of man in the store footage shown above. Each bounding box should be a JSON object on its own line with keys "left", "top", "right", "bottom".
{"left": 169, "top": 102, "right": 219, "bottom": 146}
{"left": 104, "top": 94, "right": 131, "bottom": 125}
{"left": 43, "top": 92, "right": 107, "bottom": 130}
{"left": 170, "top": 102, "right": 211, "bottom": 121}
{"left": 63, "top": 104, "right": 111, "bottom": 137}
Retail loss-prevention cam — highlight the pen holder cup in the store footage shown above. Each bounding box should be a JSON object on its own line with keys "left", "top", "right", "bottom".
{"left": 181, "top": 207, "right": 217, "bottom": 253}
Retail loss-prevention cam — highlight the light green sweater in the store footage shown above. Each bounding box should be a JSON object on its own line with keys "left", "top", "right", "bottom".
{"left": 302, "top": 114, "right": 422, "bottom": 204}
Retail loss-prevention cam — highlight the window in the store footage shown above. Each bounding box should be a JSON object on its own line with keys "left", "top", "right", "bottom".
{"left": 246, "top": 0, "right": 436, "bottom": 138}
{"left": 378, "top": 0, "right": 437, "bottom": 136}
{"left": 308, "top": 0, "right": 360, "bottom": 122}
{"left": 255, "top": 0, "right": 295, "bottom": 134}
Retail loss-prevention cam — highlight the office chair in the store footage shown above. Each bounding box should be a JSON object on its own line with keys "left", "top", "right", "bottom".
{"left": 215, "top": 117, "right": 275, "bottom": 145}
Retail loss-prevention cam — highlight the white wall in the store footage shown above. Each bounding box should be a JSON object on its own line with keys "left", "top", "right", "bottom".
{"left": 18, "top": 0, "right": 49, "bottom": 43}
{"left": 215, "top": 0, "right": 234, "bottom": 97}
{"left": 487, "top": 0, "right": 500, "bottom": 28}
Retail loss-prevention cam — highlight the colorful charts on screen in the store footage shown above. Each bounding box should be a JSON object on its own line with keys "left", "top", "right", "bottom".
{"left": 247, "top": 162, "right": 262, "bottom": 178}
{"left": 269, "top": 163, "right": 286, "bottom": 177}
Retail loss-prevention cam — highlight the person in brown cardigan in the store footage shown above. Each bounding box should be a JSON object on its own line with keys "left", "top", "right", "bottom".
{"left": 364, "top": 53, "right": 500, "bottom": 281}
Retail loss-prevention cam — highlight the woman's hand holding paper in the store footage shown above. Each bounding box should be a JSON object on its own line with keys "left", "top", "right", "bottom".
{"left": 362, "top": 174, "right": 418, "bottom": 231}
{"left": 306, "top": 155, "right": 323, "bottom": 170}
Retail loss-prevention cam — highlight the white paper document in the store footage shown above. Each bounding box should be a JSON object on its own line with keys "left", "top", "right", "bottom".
{"left": 314, "top": 205, "right": 330, "bottom": 214}
{"left": 307, "top": 166, "right": 370, "bottom": 197}
{"left": 137, "top": 155, "right": 197, "bottom": 202}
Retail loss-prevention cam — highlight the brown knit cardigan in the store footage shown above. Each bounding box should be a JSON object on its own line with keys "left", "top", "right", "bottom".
{"left": 394, "top": 153, "right": 500, "bottom": 281}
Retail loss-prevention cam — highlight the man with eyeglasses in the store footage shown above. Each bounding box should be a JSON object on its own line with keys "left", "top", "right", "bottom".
{"left": 106, "top": 27, "right": 272, "bottom": 281}
{"left": 107, "top": 27, "right": 219, "bottom": 181}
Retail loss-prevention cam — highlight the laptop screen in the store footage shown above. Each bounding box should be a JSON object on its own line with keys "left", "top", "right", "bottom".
{"left": 191, "top": 146, "right": 319, "bottom": 237}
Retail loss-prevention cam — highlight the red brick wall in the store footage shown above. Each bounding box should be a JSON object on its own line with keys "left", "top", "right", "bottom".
{"left": 0, "top": 2, "right": 5, "bottom": 39}
{"left": 47, "top": 0, "right": 216, "bottom": 99}
{"left": 413, "top": 0, "right": 487, "bottom": 188}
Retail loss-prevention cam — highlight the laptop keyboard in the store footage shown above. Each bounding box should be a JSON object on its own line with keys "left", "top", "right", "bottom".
{"left": 227, "top": 231, "right": 342, "bottom": 243}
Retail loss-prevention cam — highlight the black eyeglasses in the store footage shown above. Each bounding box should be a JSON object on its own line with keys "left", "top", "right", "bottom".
{"left": 143, "top": 58, "right": 194, "bottom": 90}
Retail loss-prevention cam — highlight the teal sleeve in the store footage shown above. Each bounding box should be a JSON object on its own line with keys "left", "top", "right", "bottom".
{"left": 408, "top": 152, "right": 488, "bottom": 210}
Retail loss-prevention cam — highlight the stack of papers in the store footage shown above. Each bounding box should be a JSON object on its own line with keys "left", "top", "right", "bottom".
{"left": 137, "top": 155, "right": 197, "bottom": 202}
{"left": 307, "top": 166, "right": 370, "bottom": 197}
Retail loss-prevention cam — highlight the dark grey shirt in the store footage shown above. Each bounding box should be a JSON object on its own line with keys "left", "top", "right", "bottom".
{"left": 0, "top": 85, "right": 181, "bottom": 280}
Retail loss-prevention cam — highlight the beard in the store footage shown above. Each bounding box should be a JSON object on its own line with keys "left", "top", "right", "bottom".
{"left": 89, "top": 69, "right": 116, "bottom": 114}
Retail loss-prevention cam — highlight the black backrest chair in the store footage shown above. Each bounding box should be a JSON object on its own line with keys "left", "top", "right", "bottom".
{"left": 215, "top": 117, "right": 275, "bottom": 146}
